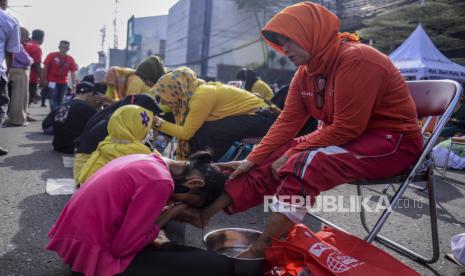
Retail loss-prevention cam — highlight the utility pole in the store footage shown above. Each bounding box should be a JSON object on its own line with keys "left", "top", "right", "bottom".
{"left": 113, "top": 0, "right": 119, "bottom": 49}
{"left": 100, "top": 25, "right": 106, "bottom": 52}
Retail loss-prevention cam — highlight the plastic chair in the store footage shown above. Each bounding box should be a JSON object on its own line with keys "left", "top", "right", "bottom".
{"left": 442, "top": 136, "right": 465, "bottom": 178}
{"left": 307, "top": 80, "right": 463, "bottom": 264}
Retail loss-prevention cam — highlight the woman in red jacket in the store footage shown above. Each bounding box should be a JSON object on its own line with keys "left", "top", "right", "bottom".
{"left": 194, "top": 2, "right": 422, "bottom": 258}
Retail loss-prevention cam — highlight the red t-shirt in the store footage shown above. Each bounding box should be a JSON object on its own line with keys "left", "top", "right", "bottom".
{"left": 43, "top": 52, "right": 78, "bottom": 84}
{"left": 24, "top": 41, "right": 42, "bottom": 83}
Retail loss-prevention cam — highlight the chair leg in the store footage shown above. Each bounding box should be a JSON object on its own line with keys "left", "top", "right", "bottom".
{"left": 409, "top": 182, "right": 428, "bottom": 191}
{"left": 442, "top": 141, "right": 453, "bottom": 178}
{"left": 360, "top": 167, "right": 440, "bottom": 264}
{"left": 357, "top": 184, "right": 372, "bottom": 233}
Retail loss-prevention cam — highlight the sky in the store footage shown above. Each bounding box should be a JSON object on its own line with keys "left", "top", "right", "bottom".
{"left": 8, "top": 0, "right": 179, "bottom": 68}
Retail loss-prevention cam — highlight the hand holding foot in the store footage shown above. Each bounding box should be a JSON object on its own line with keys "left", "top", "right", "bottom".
{"left": 175, "top": 206, "right": 203, "bottom": 228}
{"left": 236, "top": 240, "right": 266, "bottom": 259}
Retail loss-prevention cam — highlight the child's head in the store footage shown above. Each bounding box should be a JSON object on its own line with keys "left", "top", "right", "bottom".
{"left": 76, "top": 81, "right": 102, "bottom": 108}
{"left": 75, "top": 81, "right": 95, "bottom": 104}
{"left": 171, "top": 151, "right": 226, "bottom": 208}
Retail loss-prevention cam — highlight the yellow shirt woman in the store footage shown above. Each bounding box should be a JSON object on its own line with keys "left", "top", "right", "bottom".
{"left": 77, "top": 105, "right": 158, "bottom": 185}
{"left": 251, "top": 79, "right": 274, "bottom": 100}
{"left": 152, "top": 67, "right": 274, "bottom": 160}
{"left": 104, "top": 56, "right": 165, "bottom": 100}
{"left": 104, "top": 68, "right": 151, "bottom": 100}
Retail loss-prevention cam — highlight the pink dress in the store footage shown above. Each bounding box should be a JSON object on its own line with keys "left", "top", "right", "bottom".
{"left": 47, "top": 154, "right": 173, "bottom": 276}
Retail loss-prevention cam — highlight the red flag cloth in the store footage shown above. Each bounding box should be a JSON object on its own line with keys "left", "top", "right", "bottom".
{"left": 265, "top": 225, "right": 420, "bottom": 276}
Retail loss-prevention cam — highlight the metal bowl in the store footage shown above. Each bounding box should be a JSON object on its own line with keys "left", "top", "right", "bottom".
{"left": 204, "top": 228, "right": 266, "bottom": 276}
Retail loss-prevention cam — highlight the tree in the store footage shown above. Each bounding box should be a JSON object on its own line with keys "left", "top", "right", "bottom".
{"left": 357, "top": 0, "right": 465, "bottom": 65}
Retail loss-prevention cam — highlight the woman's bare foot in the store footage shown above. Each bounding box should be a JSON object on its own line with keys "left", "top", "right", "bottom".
{"left": 236, "top": 239, "right": 267, "bottom": 259}
{"left": 152, "top": 230, "right": 171, "bottom": 247}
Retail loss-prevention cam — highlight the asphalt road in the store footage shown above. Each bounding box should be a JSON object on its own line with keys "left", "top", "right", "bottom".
{"left": 1, "top": 104, "right": 464, "bottom": 275}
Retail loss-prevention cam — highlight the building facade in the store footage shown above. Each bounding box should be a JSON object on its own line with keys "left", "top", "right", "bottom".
{"left": 164, "top": 0, "right": 190, "bottom": 71}
{"left": 164, "top": 0, "right": 270, "bottom": 78}
{"left": 126, "top": 15, "right": 167, "bottom": 68}
{"left": 107, "top": 48, "right": 127, "bottom": 67}
{"left": 135, "top": 0, "right": 417, "bottom": 79}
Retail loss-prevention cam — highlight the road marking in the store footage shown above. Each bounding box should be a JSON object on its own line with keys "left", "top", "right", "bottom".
{"left": 62, "top": 156, "right": 74, "bottom": 168}
{"left": 46, "top": 178, "right": 76, "bottom": 195}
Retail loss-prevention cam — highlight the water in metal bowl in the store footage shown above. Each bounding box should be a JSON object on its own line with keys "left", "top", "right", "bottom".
{"left": 204, "top": 228, "right": 265, "bottom": 276}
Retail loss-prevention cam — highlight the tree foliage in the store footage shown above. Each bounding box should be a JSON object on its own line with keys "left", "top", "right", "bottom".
{"left": 357, "top": 0, "right": 465, "bottom": 64}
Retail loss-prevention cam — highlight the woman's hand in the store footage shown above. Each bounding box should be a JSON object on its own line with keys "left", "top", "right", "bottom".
{"left": 175, "top": 206, "right": 203, "bottom": 228}
{"left": 216, "top": 160, "right": 255, "bottom": 179}
{"left": 236, "top": 240, "right": 266, "bottom": 259}
{"left": 153, "top": 116, "right": 164, "bottom": 129}
{"left": 174, "top": 206, "right": 217, "bottom": 229}
{"left": 156, "top": 203, "right": 189, "bottom": 228}
{"left": 167, "top": 203, "right": 192, "bottom": 221}
{"left": 94, "top": 94, "right": 112, "bottom": 105}
{"left": 271, "top": 156, "right": 289, "bottom": 180}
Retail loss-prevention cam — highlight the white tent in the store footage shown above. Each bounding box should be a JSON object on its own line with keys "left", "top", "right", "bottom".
{"left": 389, "top": 24, "right": 465, "bottom": 81}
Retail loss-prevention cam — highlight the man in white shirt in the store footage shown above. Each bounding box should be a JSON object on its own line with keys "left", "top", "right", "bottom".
{"left": 0, "top": 0, "right": 20, "bottom": 155}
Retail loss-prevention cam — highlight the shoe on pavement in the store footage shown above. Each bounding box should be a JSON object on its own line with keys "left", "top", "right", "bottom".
{"left": 0, "top": 146, "right": 8, "bottom": 156}
{"left": 27, "top": 116, "right": 37, "bottom": 122}
{"left": 2, "top": 121, "right": 28, "bottom": 127}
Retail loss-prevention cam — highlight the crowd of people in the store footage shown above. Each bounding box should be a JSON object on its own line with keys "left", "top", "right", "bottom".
{"left": 3, "top": 0, "right": 464, "bottom": 275}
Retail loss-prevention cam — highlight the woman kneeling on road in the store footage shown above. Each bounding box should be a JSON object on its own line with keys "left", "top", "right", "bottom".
{"left": 191, "top": 2, "right": 422, "bottom": 258}
{"left": 76, "top": 105, "right": 159, "bottom": 185}
{"left": 152, "top": 67, "right": 277, "bottom": 160}
{"left": 47, "top": 151, "right": 231, "bottom": 276}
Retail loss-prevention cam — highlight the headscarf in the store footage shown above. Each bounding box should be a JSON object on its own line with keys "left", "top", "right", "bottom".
{"left": 135, "top": 56, "right": 166, "bottom": 84}
{"left": 152, "top": 67, "right": 205, "bottom": 160}
{"left": 261, "top": 2, "right": 359, "bottom": 77}
{"left": 76, "top": 94, "right": 161, "bottom": 154}
{"left": 104, "top": 67, "right": 136, "bottom": 99}
{"left": 93, "top": 68, "right": 106, "bottom": 83}
{"left": 77, "top": 105, "right": 155, "bottom": 184}
{"left": 236, "top": 68, "right": 258, "bottom": 92}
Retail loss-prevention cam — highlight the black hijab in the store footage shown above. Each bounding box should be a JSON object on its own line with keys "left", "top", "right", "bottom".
{"left": 236, "top": 68, "right": 258, "bottom": 92}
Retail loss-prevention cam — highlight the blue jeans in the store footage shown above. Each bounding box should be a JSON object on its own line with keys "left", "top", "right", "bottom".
{"left": 49, "top": 83, "right": 68, "bottom": 110}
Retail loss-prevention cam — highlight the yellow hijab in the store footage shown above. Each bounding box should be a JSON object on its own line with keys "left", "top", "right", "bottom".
{"left": 78, "top": 105, "right": 156, "bottom": 185}
{"left": 104, "top": 67, "right": 136, "bottom": 99}
{"left": 152, "top": 67, "right": 205, "bottom": 160}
